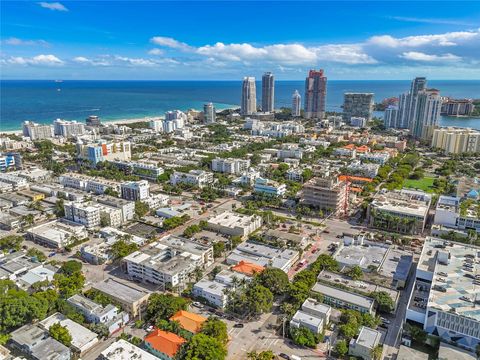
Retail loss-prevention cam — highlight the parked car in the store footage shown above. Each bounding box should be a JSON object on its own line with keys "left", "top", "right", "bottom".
{"left": 233, "top": 323, "right": 244, "bottom": 328}
{"left": 192, "top": 302, "right": 203, "bottom": 308}
{"left": 279, "top": 354, "right": 290, "bottom": 360}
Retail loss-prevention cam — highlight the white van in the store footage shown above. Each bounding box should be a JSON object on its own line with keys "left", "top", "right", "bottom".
{"left": 291, "top": 355, "right": 302, "bottom": 360}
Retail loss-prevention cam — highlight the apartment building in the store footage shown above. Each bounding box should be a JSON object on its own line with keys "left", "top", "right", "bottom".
{"left": 53, "top": 119, "right": 85, "bottom": 137}
{"left": 405, "top": 237, "right": 480, "bottom": 351}
{"left": 367, "top": 189, "right": 431, "bottom": 234}
{"left": 67, "top": 294, "right": 129, "bottom": 334}
{"left": 253, "top": 177, "right": 287, "bottom": 197}
{"left": 342, "top": 93, "right": 374, "bottom": 122}
{"left": 441, "top": 98, "right": 475, "bottom": 117}
{"left": 312, "top": 282, "right": 376, "bottom": 315}
{"left": 211, "top": 158, "right": 251, "bottom": 175}
{"left": 170, "top": 169, "right": 214, "bottom": 188}
{"left": 26, "top": 219, "right": 88, "bottom": 249}
{"left": 301, "top": 176, "right": 347, "bottom": 215}
{"left": 120, "top": 180, "right": 150, "bottom": 201}
{"left": 207, "top": 211, "right": 262, "bottom": 237}
{"left": 64, "top": 201, "right": 101, "bottom": 228}
{"left": 76, "top": 139, "right": 131, "bottom": 165}
{"left": 349, "top": 326, "right": 382, "bottom": 360}
{"left": 124, "top": 235, "right": 214, "bottom": 291}
{"left": 431, "top": 127, "right": 480, "bottom": 154}
{"left": 434, "top": 195, "right": 480, "bottom": 233}
{"left": 110, "top": 160, "right": 164, "bottom": 180}
{"left": 290, "top": 298, "right": 332, "bottom": 335}
{"left": 22, "top": 121, "right": 54, "bottom": 140}
{"left": 60, "top": 173, "right": 121, "bottom": 194}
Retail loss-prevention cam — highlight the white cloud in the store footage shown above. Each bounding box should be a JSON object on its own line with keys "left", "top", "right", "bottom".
{"left": 313, "top": 44, "right": 377, "bottom": 64}
{"left": 150, "top": 37, "right": 191, "bottom": 51}
{"left": 160, "top": 38, "right": 376, "bottom": 65}
{"left": 389, "top": 16, "right": 474, "bottom": 26}
{"left": 148, "top": 48, "right": 164, "bottom": 55}
{"left": 3, "top": 37, "right": 49, "bottom": 46}
{"left": 38, "top": 2, "right": 68, "bottom": 11}
{"left": 368, "top": 28, "right": 480, "bottom": 48}
{"left": 400, "top": 51, "right": 461, "bottom": 62}
{"left": 6, "top": 54, "right": 64, "bottom": 66}
{"left": 72, "top": 56, "right": 111, "bottom": 66}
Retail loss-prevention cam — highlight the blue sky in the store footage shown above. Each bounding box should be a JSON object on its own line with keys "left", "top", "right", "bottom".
{"left": 1, "top": 1, "right": 479, "bottom": 80}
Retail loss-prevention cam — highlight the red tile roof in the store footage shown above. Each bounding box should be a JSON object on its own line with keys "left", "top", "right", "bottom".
{"left": 144, "top": 329, "right": 186, "bottom": 358}
{"left": 170, "top": 310, "right": 207, "bottom": 334}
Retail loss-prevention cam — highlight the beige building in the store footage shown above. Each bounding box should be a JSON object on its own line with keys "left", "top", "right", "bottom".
{"left": 431, "top": 127, "right": 480, "bottom": 154}
{"left": 301, "top": 176, "right": 347, "bottom": 215}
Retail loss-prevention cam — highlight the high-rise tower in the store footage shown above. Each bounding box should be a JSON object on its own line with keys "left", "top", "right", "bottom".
{"left": 292, "top": 90, "right": 301, "bottom": 117}
{"left": 304, "top": 69, "right": 327, "bottom": 119}
{"left": 241, "top": 77, "right": 256, "bottom": 115}
{"left": 261, "top": 72, "right": 275, "bottom": 113}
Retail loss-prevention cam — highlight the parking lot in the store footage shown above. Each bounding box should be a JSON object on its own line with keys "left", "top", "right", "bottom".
{"left": 189, "top": 303, "right": 324, "bottom": 359}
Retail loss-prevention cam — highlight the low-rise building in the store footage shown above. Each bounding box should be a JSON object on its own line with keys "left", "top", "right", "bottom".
{"left": 211, "top": 158, "right": 250, "bottom": 175}
{"left": 76, "top": 139, "right": 131, "bottom": 165}
{"left": 39, "top": 313, "right": 99, "bottom": 355}
{"left": 253, "top": 177, "right": 286, "bottom": 197}
{"left": 92, "top": 278, "right": 150, "bottom": 317}
{"left": 193, "top": 269, "right": 250, "bottom": 308}
{"left": 60, "top": 173, "right": 122, "bottom": 195}
{"left": 100, "top": 339, "right": 157, "bottom": 360}
{"left": 312, "top": 282, "right": 376, "bottom": 315}
{"left": 144, "top": 329, "right": 186, "bottom": 360}
{"left": 405, "top": 237, "right": 480, "bottom": 351}
{"left": 0, "top": 173, "right": 29, "bottom": 190}
{"left": 227, "top": 241, "right": 299, "bottom": 273}
{"left": 434, "top": 195, "right": 480, "bottom": 233}
{"left": 124, "top": 235, "right": 214, "bottom": 291}
{"left": 207, "top": 211, "right": 262, "bottom": 237}
{"left": 10, "top": 324, "right": 71, "bottom": 360}
{"left": 170, "top": 310, "right": 207, "bottom": 334}
{"left": 290, "top": 298, "right": 331, "bottom": 334}
{"left": 110, "top": 160, "right": 164, "bottom": 180}
{"left": 348, "top": 326, "right": 382, "bottom": 360}
{"left": 346, "top": 160, "right": 380, "bottom": 179}
{"left": 120, "top": 180, "right": 150, "bottom": 201}
{"left": 277, "top": 146, "right": 303, "bottom": 160}
{"left": 67, "top": 294, "right": 129, "bottom": 334}
{"left": 368, "top": 189, "right": 431, "bottom": 234}
{"left": 170, "top": 170, "right": 214, "bottom": 188}
{"left": 26, "top": 219, "right": 88, "bottom": 249}
{"left": 359, "top": 151, "right": 390, "bottom": 164}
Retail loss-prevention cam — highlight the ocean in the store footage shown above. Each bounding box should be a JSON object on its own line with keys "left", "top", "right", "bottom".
{"left": 1, "top": 80, "right": 479, "bottom": 131}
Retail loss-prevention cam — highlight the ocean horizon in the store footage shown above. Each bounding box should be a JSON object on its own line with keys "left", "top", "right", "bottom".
{"left": 1, "top": 79, "right": 480, "bottom": 131}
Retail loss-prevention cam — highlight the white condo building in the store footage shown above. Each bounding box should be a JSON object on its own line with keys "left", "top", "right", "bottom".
{"left": 292, "top": 90, "right": 301, "bottom": 117}
{"left": 241, "top": 77, "right": 256, "bottom": 115}
{"left": 124, "top": 235, "right": 214, "bottom": 291}
{"left": 262, "top": 72, "right": 274, "bottom": 113}
{"left": 431, "top": 127, "right": 480, "bottom": 154}
{"left": 22, "top": 121, "right": 54, "bottom": 140}
{"left": 53, "top": 119, "right": 85, "bottom": 138}
{"left": 203, "top": 103, "right": 216, "bottom": 124}
{"left": 211, "top": 158, "right": 250, "bottom": 175}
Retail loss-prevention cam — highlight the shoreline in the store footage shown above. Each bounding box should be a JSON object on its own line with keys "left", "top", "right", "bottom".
{"left": 0, "top": 105, "right": 240, "bottom": 135}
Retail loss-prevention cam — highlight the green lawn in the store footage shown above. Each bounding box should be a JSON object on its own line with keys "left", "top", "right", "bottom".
{"left": 403, "top": 176, "right": 436, "bottom": 193}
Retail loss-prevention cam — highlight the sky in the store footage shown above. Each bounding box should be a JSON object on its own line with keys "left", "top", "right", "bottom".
{"left": 1, "top": 1, "right": 480, "bottom": 80}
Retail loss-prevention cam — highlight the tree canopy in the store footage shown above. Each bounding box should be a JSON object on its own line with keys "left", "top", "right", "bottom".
{"left": 183, "top": 333, "right": 227, "bottom": 360}
{"left": 49, "top": 323, "right": 72, "bottom": 347}
{"left": 146, "top": 294, "right": 189, "bottom": 323}
{"left": 256, "top": 267, "right": 289, "bottom": 295}
{"left": 201, "top": 316, "right": 228, "bottom": 345}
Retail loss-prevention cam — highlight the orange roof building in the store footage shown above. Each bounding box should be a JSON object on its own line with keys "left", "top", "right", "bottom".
{"left": 355, "top": 145, "right": 370, "bottom": 153}
{"left": 170, "top": 310, "right": 207, "bottom": 334}
{"left": 144, "top": 329, "right": 186, "bottom": 360}
{"left": 231, "top": 260, "right": 265, "bottom": 276}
